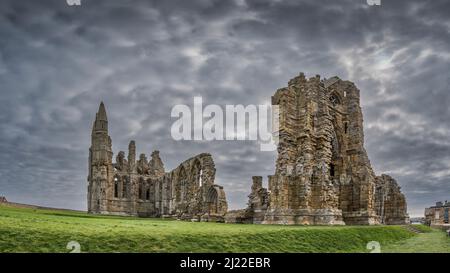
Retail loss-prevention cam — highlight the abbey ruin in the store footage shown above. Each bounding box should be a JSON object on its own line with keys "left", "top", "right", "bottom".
{"left": 88, "top": 72, "right": 409, "bottom": 226}
{"left": 227, "top": 73, "right": 409, "bottom": 225}
{"left": 87, "top": 102, "right": 228, "bottom": 221}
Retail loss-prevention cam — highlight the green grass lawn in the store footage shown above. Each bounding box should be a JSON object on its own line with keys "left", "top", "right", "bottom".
{"left": 0, "top": 204, "right": 448, "bottom": 253}
{"left": 383, "top": 228, "right": 450, "bottom": 253}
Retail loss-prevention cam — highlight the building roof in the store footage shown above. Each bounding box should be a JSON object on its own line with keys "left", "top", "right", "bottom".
{"left": 429, "top": 201, "right": 450, "bottom": 208}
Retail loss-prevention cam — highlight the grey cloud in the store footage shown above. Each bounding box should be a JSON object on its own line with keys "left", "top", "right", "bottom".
{"left": 0, "top": 0, "right": 449, "bottom": 215}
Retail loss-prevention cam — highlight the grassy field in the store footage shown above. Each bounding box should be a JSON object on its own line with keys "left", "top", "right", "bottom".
{"left": 0, "top": 203, "right": 448, "bottom": 253}
{"left": 384, "top": 228, "right": 450, "bottom": 253}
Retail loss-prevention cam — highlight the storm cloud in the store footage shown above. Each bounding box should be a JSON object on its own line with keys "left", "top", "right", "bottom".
{"left": 0, "top": 0, "right": 449, "bottom": 216}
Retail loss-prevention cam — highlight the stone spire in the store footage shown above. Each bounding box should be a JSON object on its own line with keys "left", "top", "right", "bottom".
{"left": 88, "top": 101, "right": 113, "bottom": 214}
{"left": 97, "top": 101, "right": 107, "bottom": 120}
{"left": 93, "top": 101, "right": 108, "bottom": 132}
{"left": 90, "top": 102, "right": 112, "bottom": 163}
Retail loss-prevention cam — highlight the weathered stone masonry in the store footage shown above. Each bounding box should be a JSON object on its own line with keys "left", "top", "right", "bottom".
{"left": 231, "top": 73, "right": 409, "bottom": 225}
{"left": 88, "top": 72, "right": 409, "bottom": 226}
{"left": 87, "top": 102, "right": 228, "bottom": 221}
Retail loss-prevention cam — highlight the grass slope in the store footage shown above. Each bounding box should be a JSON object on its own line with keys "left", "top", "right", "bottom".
{"left": 0, "top": 204, "right": 447, "bottom": 253}
{"left": 384, "top": 228, "right": 450, "bottom": 253}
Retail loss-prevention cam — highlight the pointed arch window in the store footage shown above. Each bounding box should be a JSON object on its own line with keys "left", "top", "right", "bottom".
{"left": 181, "top": 179, "right": 187, "bottom": 200}
{"left": 139, "top": 178, "right": 145, "bottom": 200}
{"left": 114, "top": 177, "right": 119, "bottom": 198}
{"left": 329, "top": 93, "right": 341, "bottom": 106}
{"left": 192, "top": 160, "right": 203, "bottom": 188}
{"left": 122, "top": 177, "right": 128, "bottom": 198}
{"left": 178, "top": 167, "right": 187, "bottom": 202}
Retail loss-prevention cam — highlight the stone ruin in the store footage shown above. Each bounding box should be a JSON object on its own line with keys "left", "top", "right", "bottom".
{"left": 227, "top": 73, "right": 409, "bottom": 225}
{"left": 87, "top": 102, "right": 228, "bottom": 221}
{"left": 374, "top": 175, "right": 409, "bottom": 224}
{"left": 88, "top": 72, "right": 409, "bottom": 226}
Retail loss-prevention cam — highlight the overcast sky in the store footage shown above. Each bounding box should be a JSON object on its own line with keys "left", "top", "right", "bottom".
{"left": 1, "top": 0, "right": 449, "bottom": 217}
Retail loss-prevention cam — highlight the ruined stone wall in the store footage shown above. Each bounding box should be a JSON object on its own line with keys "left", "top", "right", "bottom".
{"left": 87, "top": 103, "right": 227, "bottom": 222}
{"left": 374, "top": 174, "right": 409, "bottom": 224}
{"left": 243, "top": 176, "right": 269, "bottom": 224}
{"left": 167, "top": 153, "right": 227, "bottom": 221}
{"left": 239, "top": 73, "right": 409, "bottom": 225}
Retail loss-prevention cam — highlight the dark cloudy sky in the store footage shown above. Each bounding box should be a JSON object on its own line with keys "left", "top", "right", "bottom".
{"left": 1, "top": 0, "right": 449, "bottom": 217}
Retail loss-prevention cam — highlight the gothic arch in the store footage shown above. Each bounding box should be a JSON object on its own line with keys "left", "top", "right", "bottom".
{"left": 122, "top": 176, "right": 128, "bottom": 198}
{"left": 146, "top": 188, "right": 150, "bottom": 200}
{"left": 191, "top": 158, "right": 203, "bottom": 188}
{"left": 329, "top": 121, "right": 344, "bottom": 182}
{"left": 329, "top": 91, "right": 342, "bottom": 106}
{"left": 146, "top": 179, "right": 154, "bottom": 201}
{"left": 205, "top": 186, "right": 219, "bottom": 214}
{"left": 139, "top": 177, "right": 145, "bottom": 200}
{"left": 177, "top": 166, "right": 187, "bottom": 203}
{"left": 113, "top": 175, "right": 120, "bottom": 198}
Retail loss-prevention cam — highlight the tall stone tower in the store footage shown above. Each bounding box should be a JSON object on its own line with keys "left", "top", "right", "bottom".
{"left": 87, "top": 102, "right": 113, "bottom": 213}
{"left": 237, "top": 73, "right": 409, "bottom": 225}
{"left": 265, "top": 73, "right": 381, "bottom": 225}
